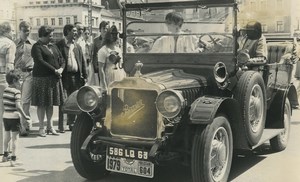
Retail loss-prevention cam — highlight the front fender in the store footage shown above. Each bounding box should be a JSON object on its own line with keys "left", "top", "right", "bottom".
{"left": 62, "top": 90, "right": 82, "bottom": 115}
{"left": 189, "top": 96, "right": 236, "bottom": 124}
{"left": 189, "top": 96, "right": 249, "bottom": 149}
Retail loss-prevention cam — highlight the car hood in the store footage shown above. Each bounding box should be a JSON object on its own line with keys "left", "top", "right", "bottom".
{"left": 140, "top": 69, "right": 207, "bottom": 90}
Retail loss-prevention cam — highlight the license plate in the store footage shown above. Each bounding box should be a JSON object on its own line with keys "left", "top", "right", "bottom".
{"left": 106, "top": 147, "right": 154, "bottom": 178}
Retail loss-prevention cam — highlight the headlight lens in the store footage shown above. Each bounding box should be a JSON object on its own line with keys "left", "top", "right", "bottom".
{"left": 156, "top": 90, "right": 185, "bottom": 118}
{"left": 77, "top": 86, "right": 102, "bottom": 112}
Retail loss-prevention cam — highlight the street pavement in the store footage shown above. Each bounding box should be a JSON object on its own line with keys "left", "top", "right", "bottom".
{"left": 0, "top": 106, "right": 300, "bottom": 182}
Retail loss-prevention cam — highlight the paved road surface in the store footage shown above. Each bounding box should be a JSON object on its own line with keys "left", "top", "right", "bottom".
{"left": 1, "top": 107, "right": 300, "bottom": 182}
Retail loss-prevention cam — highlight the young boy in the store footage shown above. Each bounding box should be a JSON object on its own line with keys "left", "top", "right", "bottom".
{"left": 2, "top": 70, "right": 30, "bottom": 167}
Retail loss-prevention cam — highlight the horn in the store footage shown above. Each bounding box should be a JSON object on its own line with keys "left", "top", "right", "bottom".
{"left": 214, "top": 62, "right": 229, "bottom": 89}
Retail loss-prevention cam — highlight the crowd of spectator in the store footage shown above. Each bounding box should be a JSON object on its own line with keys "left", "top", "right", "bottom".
{"left": 0, "top": 20, "right": 122, "bottom": 166}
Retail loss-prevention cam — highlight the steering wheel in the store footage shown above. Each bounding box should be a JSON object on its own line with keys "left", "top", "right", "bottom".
{"left": 198, "top": 34, "right": 233, "bottom": 52}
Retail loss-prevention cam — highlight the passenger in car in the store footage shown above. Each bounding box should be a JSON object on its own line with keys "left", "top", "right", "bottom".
{"left": 126, "top": 29, "right": 136, "bottom": 53}
{"left": 237, "top": 21, "right": 267, "bottom": 59}
{"left": 150, "top": 12, "right": 197, "bottom": 53}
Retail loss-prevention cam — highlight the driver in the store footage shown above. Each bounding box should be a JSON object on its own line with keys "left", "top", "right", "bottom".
{"left": 238, "top": 21, "right": 267, "bottom": 59}
{"left": 150, "top": 12, "right": 197, "bottom": 53}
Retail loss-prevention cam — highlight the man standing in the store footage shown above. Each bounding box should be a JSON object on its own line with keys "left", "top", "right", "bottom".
{"left": 56, "top": 24, "right": 87, "bottom": 132}
{"left": 75, "top": 22, "right": 85, "bottom": 46}
{"left": 0, "top": 22, "right": 15, "bottom": 154}
{"left": 93, "top": 21, "right": 109, "bottom": 73}
{"left": 14, "top": 21, "right": 35, "bottom": 136}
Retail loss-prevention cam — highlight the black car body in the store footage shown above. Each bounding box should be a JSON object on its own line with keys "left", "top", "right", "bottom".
{"left": 63, "top": 0, "right": 299, "bottom": 181}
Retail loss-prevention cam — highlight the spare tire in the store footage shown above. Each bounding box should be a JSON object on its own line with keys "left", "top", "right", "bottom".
{"left": 234, "top": 71, "right": 267, "bottom": 146}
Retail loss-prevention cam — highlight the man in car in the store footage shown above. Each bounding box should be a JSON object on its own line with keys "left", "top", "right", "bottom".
{"left": 238, "top": 21, "right": 267, "bottom": 59}
{"left": 150, "top": 12, "right": 197, "bottom": 53}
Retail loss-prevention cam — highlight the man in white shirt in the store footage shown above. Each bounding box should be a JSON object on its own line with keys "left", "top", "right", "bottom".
{"left": 56, "top": 24, "right": 87, "bottom": 132}
{"left": 150, "top": 12, "right": 197, "bottom": 53}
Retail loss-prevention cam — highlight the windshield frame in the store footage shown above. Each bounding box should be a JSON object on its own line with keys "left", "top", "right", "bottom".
{"left": 121, "top": 0, "right": 238, "bottom": 56}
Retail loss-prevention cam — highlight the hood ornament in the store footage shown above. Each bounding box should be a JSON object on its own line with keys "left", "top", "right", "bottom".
{"left": 134, "top": 60, "right": 143, "bottom": 77}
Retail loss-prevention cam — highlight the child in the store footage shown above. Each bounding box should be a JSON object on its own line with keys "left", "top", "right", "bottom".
{"left": 2, "top": 70, "right": 30, "bottom": 167}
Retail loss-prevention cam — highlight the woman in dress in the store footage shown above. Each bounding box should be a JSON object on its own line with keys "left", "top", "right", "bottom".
{"left": 31, "top": 26, "right": 65, "bottom": 137}
{"left": 98, "top": 25, "right": 126, "bottom": 92}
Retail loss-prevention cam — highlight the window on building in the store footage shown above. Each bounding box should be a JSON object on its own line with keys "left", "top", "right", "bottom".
{"left": 96, "top": 17, "right": 99, "bottom": 28}
{"left": 119, "top": 23, "right": 121, "bottom": 31}
{"left": 58, "top": 0, "right": 63, "bottom": 3}
{"left": 37, "top": 18, "right": 41, "bottom": 26}
{"left": 66, "top": 17, "right": 71, "bottom": 24}
{"left": 92, "top": 19, "right": 95, "bottom": 27}
{"left": 276, "top": 21, "right": 284, "bottom": 32}
{"left": 59, "top": 18, "right": 63, "bottom": 25}
{"left": 250, "top": 1, "right": 256, "bottom": 10}
{"left": 85, "top": 16, "right": 88, "bottom": 25}
{"left": 276, "top": 0, "right": 283, "bottom": 9}
{"left": 30, "top": 18, "right": 33, "bottom": 25}
{"left": 66, "top": 0, "right": 70, "bottom": 3}
{"left": 262, "top": 24, "right": 268, "bottom": 32}
{"left": 43, "top": 1, "right": 48, "bottom": 4}
{"left": 260, "top": 0, "right": 266, "bottom": 10}
{"left": 44, "top": 18, "right": 48, "bottom": 25}
{"left": 36, "top": 1, "right": 41, "bottom": 4}
{"left": 51, "top": 18, "right": 55, "bottom": 25}
{"left": 74, "top": 0, "right": 78, "bottom": 2}
{"left": 74, "top": 16, "right": 77, "bottom": 23}
{"left": 51, "top": 1, "right": 55, "bottom": 3}
{"left": 29, "top": 2, "right": 34, "bottom": 4}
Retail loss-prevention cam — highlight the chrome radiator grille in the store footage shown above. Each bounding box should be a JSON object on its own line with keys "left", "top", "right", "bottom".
{"left": 111, "top": 89, "right": 158, "bottom": 138}
{"left": 181, "top": 88, "right": 201, "bottom": 106}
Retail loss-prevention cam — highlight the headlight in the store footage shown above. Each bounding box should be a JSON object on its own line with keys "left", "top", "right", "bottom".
{"left": 77, "top": 86, "right": 102, "bottom": 112}
{"left": 156, "top": 90, "right": 185, "bottom": 118}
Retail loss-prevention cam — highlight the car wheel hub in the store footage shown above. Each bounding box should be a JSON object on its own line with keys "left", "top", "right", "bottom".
{"left": 249, "top": 84, "right": 264, "bottom": 133}
{"left": 211, "top": 127, "right": 229, "bottom": 180}
{"left": 280, "top": 104, "right": 290, "bottom": 142}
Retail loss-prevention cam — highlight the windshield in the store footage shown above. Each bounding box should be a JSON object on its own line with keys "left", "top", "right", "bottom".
{"left": 125, "top": 6, "right": 234, "bottom": 54}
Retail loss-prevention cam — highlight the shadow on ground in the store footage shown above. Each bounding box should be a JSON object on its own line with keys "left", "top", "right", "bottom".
{"left": 26, "top": 143, "right": 70, "bottom": 149}
{"left": 12, "top": 166, "right": 83, "bottom": 182}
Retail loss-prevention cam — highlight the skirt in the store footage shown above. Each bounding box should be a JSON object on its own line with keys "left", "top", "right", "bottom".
{"left": 31, "top": 75, "right": 66, "bottom": 107}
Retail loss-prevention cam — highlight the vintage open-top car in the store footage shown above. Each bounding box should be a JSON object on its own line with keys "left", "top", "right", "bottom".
{"left": 63, "top": 0, "right": 299, "bottom": 181}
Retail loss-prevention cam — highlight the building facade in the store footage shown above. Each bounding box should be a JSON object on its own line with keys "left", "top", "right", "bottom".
{"left": 237, "top": 0, "right": 300, "bottom": 38}
{"left": 11, "top": 0, "right": 300, "bottom": 40}
{"left": 14, "top": 0, "right": 123, "bottom": 41}
{"left": 0, "top": 1, "right": 17, "bottom": 37}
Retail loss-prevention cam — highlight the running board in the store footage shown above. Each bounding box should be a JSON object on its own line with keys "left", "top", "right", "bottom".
{"left": 251, "top": 129, "right": 284, "bottom": 149}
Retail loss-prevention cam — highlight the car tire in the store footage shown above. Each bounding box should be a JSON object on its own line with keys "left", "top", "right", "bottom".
{"left": 191, "top": 115, "right": 233, "bottom": 182}
{"left": 234, "top": 71, "right": 266, "bottom": 146}
{"left": 71, "top": 114, "right": 109, "bottom": 180}
{"left": 270, "top": 98, "right": 291, "bottom": 152}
